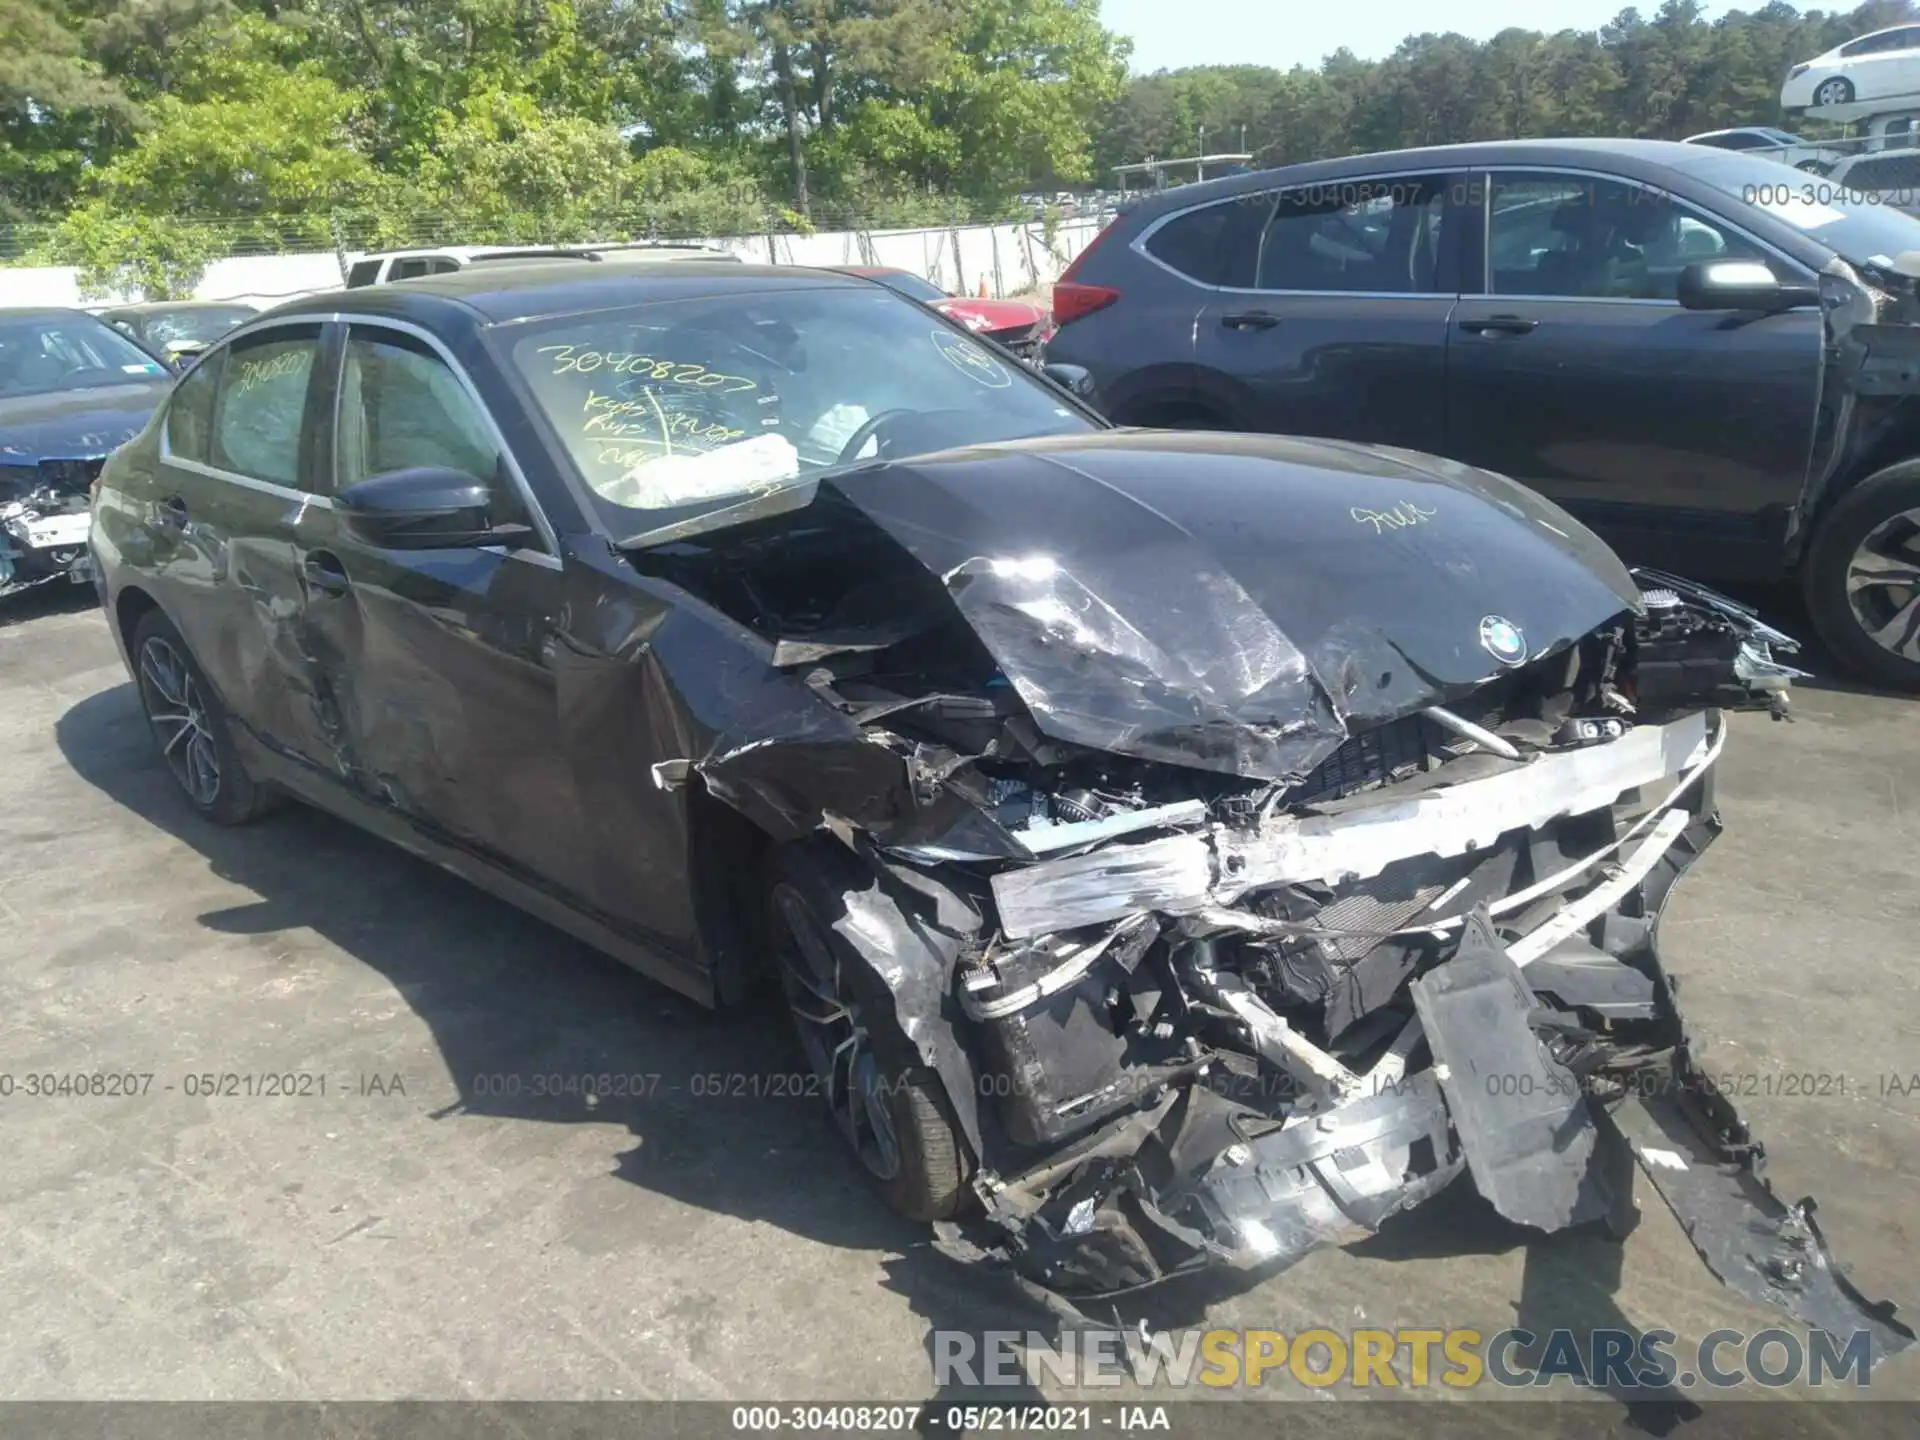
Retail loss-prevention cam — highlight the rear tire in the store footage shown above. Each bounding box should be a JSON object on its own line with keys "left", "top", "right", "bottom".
{"left": 767, "top": 844, "right": 970, "bottom": 1222}
{"left": 131, "top": 609, "right": 277, "bottom": 824}
{"left": 1803, "top": 461, "right": 1920, "bottom": 692}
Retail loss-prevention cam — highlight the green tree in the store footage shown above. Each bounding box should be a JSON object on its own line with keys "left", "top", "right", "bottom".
{"left": 412, "top": 85, "right": 634, "bottom": 241}
{"left": 1, "top": 0, "right": 139, "bottom": 218}
{"left": 38, "top": 13, "right": 375, "bottom": 287}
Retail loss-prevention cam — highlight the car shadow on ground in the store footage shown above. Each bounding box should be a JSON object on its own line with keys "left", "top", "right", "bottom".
{"left": 50, "top": 676, "right": 1717, "bottom": 1419}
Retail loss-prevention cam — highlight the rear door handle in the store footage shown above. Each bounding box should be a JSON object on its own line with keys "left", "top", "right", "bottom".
{"left": 1457, "top": 315, "right": 1539, "bottom": 335}
{"left": 1220, "top": 311, "right": 1281, "bottom": 331}
{"left": 301, "top": 551, "right": 350, "bottom": 597}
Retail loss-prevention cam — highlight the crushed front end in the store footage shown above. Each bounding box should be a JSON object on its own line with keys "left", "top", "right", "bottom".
{"left": 800, "top": 577, "right": 1903, "bottom": 1347}
{"left": 634, "top": 437, "right": 1905, "bottom": 1347}
{"left": 0, "top": 459, "right": 98, "bottom": 598}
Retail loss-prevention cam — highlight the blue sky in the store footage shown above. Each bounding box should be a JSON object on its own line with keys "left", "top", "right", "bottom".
{"left": 1102, "top": 0, "right": 1738, "bottom": 73}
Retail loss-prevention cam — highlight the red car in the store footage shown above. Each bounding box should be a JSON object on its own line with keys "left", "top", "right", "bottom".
{"left": 827, "top": 266, "right": 1052, "bottom": 358}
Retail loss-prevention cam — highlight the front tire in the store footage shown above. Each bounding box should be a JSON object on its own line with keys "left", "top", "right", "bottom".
{"left": 1803, "top": 461, "right": 1920, "bottom": 691}
{"left": 767, "top": 845, "right": 970, "bottom": 1222}
{"left": 131, "top": 610, "right": 276, "bottom": 823}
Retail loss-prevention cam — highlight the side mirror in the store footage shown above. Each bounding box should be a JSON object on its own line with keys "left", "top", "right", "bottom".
{"left": 1041, "top": 362, "right": 1096, "bottom": 400}
{"left": 1677, "top": 260, "right": 1819, "bottom": 313}
{"left": 335, "top": 466, "right": 527, "bottom": 549}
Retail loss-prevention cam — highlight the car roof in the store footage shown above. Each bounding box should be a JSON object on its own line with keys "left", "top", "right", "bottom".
{"left": 826, "top": 265, "right": 906, "bottom": 277}
{"left": 1115, "top": 138, "right": 1748, "bottom": 220}
{"left": 0, "top": 306, "right": 105, "bottom": 321}
{"left": 101, "top": 300, "right": 257, "bottom": 316}
{"left": 265, "top": 260, "right": 871, "bottom": 326}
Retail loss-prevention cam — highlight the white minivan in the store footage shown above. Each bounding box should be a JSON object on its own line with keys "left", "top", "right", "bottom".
{"left": 343, "top": 242, "right": 742, "bottom": 286}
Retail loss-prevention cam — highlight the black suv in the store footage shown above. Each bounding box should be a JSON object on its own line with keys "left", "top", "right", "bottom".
{"left": 1046, "top": 137, "right": 1920, "bottom": 690}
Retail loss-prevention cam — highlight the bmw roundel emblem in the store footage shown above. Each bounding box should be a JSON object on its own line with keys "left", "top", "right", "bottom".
{"left": 1479, "top": 615, "right": 1528, "bottom": 666}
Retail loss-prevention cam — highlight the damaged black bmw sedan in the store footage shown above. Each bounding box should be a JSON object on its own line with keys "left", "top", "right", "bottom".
{"left": 90, "top": 263, "right": 1909, "bottom": 1348}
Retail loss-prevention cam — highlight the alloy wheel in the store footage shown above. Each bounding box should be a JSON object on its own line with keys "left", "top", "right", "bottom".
{"left": 771, "top": 884, "right": 903, "bottom": 1182}
{"left": 1815, "top": 78, "right": 1852, "bottom": 107}
{"left": 137, "top": 636, "right": 222, "bottom": 806}
{"left": 1845, "top": 506, "right": 1920, "bottom": 663}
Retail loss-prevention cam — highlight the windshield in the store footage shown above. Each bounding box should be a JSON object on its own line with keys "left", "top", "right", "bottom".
{"left": 141, "top": 306, "right": 256, "bottom": 347}
{"left": 505, "top": 285, "right": 1093, "bottom": 537}
{"left": 869, "top": 271, "right": 950, "bottom": 304}
{"left": 1673, "top": 149, "right": 1920, "bottom": 269}
{"left": 0, "top": 314, "right": 170, "bottom": 398}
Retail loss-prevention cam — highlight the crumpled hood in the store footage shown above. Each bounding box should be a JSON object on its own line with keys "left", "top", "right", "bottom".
{"left": 0, "top": 382, "right": 168, "bottom": 464}
{"left": 828, "top": 429, "right": 1642, "bottom": 783}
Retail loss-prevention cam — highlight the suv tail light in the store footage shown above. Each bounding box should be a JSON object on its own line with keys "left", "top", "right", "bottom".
{"left": 1051, "top": 224, "right": 1121, "bottom": 326}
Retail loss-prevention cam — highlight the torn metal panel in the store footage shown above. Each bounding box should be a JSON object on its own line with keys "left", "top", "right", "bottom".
{"left": 989, "top": 712, "right": 1708, "bottom": 940}
{"left": 1610, "top": 1081, "right": 1916, "bottom": 1356}
{"left": 1188, "top": 1072, "right": 1464, "bottom": 1269}
{"left": 1411, "top": 912, "right": 1617, "bottom": 1232}
{"left": 823, "top": 852, "right": 989, "bottom": 1163}
{"left": 1520, "top": 940, "right": 1657, "bottom": 1020}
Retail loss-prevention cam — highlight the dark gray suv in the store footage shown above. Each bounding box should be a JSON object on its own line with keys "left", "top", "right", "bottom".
{"left": 1046, "top": 137, "right": 1920, "bottom": 691}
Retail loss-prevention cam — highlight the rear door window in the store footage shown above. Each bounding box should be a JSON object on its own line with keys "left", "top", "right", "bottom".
{"left": 1253, "top": 175, "right": 1451, "bottom": 293}
{"left": 209, "top": 327, "right": 322, "bottom": 489}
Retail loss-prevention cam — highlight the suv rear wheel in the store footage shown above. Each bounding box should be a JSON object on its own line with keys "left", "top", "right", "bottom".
{"left": 1804, "top": 461, "right": 1920, "bottom": 691}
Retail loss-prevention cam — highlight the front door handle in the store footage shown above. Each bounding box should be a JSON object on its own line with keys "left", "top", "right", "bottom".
{"left": 1457, "top": 315, "right": 1539, "bottom": 336}
{"left": 301, "top": 551, "right": 350, "bottom": 597}
{"left": 1220, "top": 310, "right": 1281, "bottom": 331}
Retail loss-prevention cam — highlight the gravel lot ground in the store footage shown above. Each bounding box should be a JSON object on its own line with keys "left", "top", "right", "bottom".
{"left": 0, "top": 581, "right": 1914, "bottom": 1417}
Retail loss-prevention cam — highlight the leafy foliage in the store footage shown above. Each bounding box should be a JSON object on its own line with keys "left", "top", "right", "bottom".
{"left": 9, "top": 0, "right": 1920, "bottom": 296}
{"left": 1094, "top": 0, "right": 1920, "bottom": 177}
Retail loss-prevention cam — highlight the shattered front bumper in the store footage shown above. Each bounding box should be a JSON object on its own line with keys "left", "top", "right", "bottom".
{"left": 932, "top": 713, "right": 1915, "bottom": 1354}
{"left": 0, "top": 507, "right": 93, "bottom": 598}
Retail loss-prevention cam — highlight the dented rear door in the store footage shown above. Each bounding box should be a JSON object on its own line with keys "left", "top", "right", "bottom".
{"left": 150, "top": 321, "right": 346, "bottom": 774}
{"left": 292, "top": 322, "right": 597, "bottom": 900}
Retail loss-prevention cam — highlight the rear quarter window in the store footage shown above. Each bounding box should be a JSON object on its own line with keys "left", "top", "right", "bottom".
{"left": 164, "top": 353, "right": 222, "bottom": 463}
{"left": 1143, "top": 198, "right": 1269, "bottom": 287}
